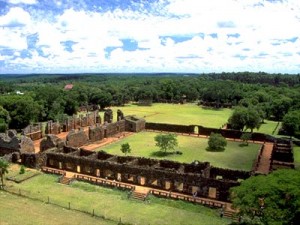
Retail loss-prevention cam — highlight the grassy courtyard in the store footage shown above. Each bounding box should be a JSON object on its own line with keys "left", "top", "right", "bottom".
{"left": 99, "top": 103, "right": 283, "bottom": 135}
{"left": 103, "top": 103, "right": 232, "bottom": 128}
{"left": 2, "top": 171, "right": 230, "bottom": 225}
{"left": 98, "top": 131, "right": 261, "bottom": 171}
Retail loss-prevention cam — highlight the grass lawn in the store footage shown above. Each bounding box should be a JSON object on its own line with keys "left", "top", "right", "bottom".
{"left": 3, "top": 171, "right": 230, "bottom": 225}
{"left": 0, "top": 191, "right": 115, "bottom": 225}
{"left": 294, "top": 146, "right": 300, "bottom": 170}
{"left": 251, "top": 120, "right": 281, "bottom": 135}
{"left": 101, "top": 103, "right": 232, "bottom": 128}
{"left": 98, "top": 131, "right": 261, "bottom": 171}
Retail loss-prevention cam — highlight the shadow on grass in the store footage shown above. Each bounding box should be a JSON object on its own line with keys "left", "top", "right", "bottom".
{"left": 150, "top": 151, "right": 183, "bottom": 157}
{"left": 205, "top": 147, "right": 225, "bottom": 152}
{"left": 239, "top": 143, "right": 249, "bottom": 147}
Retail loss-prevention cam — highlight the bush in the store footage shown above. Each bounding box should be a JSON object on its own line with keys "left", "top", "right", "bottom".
{"left": 207, "top": 133, "right": 227, "bottom": 151}
{"left": 19, "top": 165, "right": 25, "bottom": 174}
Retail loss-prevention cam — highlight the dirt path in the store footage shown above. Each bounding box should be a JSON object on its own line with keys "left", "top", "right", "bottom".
{"left": 82, "top": 132, "right": 134, "bottom": 151}
{"left": 255, "top": 143, "right": 273, "bottom": 174}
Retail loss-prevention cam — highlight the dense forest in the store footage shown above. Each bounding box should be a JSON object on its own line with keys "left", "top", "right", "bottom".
{"left": 0, "top": 73, "right": 300, "bottom": 137}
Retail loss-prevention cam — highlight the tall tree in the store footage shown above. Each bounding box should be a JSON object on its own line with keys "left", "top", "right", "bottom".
{"left": 231, "top": 169, "right": 300, "bottom": 225}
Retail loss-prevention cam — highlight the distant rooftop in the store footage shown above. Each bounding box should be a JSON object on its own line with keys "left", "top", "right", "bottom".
{"left": 64, "top": 84, "right": 73, "bottom": 90}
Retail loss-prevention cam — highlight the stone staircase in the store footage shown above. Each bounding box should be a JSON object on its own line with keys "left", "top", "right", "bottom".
{"left": 131, "top": 190, "right": 148, "bottom": 201}
{"left": 223, "top": 204, "right": 239, "bottom": 222}
{"left": 59, "top": 175, "right": 74, "bottom": 185}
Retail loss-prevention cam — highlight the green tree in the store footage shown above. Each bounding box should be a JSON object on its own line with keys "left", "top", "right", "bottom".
{"left": 0, "top": 158, "right": 9, "bottom": 189}
{"left": 231, "top": 169, "right": 300, "bottom": 225}
{"left": 240, "top": 133, "right": 252, "bottom": 146}
{"left": 155, "top": 134, "right": 178, "bottom": 153}
{"left": 228, "top": 107, "right": 248, "bottom": 131}
{"left": 0, "top": 106, "right": 10, "bottom": 132}
{"left": 120, "top": 143, "right": 131, "bottom": 156}
{"left": 282, "top": 110, "right": 300, "bottom": 137}
{"left": 207, "top": 133, "right": 227, "bottom": 151}
{"left": 245, "top": 109, "right": 261, "bottom": 132}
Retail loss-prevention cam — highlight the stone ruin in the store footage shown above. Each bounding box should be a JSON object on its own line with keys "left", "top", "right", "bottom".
{"left": 0, "top": 130, "right": 35, "bottom": 156}
{"left": 271, "top": 140, "right": 294, "bottom": 170}
{"left": 45, "top": 148, "right": 250, "bottom": 202}
{"left": 40, "top": 134, "right": 65, "bottom": 152}
{"left": 22, "top": 123, "right": 43, "bottom": 141}
{"left": 117, "top": 109, "right": 124, "bottom": 121}
{"left": 104, "top": 109, "right": 113, "bottom": 123}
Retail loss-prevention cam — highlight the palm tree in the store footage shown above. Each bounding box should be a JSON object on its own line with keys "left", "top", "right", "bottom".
{"left": 0, "top": 158, "right": 9, "bottom": 189}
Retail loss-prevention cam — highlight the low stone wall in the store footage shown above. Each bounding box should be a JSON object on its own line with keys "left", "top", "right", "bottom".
{"left": 145, "top": 122, "right": 194, "bottom": 134}
{"left": 22, "top": 123, "right": 43, "bottom": 141}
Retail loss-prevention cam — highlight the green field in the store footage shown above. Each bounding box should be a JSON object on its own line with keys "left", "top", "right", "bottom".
{"left": 0, "top": 191, "right": 115, "bottom": 225}
{"left": 102, "top": 103, "right": 232, "bottom": 128}
{"left": 99, "top": 131, "right": 261, "bottom": 171}
{"left": 2, "top": 172, "right": 230, "bottom": 225}
{"left": 99, "top": 103, "right": 280, "bottom": 135}
{"left": 294, "top": 146, "right": 300, "bottom": 170}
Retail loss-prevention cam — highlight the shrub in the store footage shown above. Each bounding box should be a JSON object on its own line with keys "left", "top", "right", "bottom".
{"left": 19, "top": 165, "right": 25, "bottom": 174}
{"left": 207, "top": 133, "right": 227, "bottom": 151}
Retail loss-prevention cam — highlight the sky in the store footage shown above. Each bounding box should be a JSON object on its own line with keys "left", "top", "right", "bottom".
{"left": 0, "top": 0, "right": 300, "bottom": 74}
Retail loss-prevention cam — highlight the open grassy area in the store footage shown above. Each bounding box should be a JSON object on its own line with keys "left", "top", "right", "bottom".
{"left": 98, "top": 131, "right": 261, "bottom": 171}
{"left": 102, "top": 103, "right": 232, "bottom": 128}
{"left": 294, "top": 146, "right": 300, "bottom": 170}
{"left": 98, "top": 103, "right": 279, "bottom": 135}
{"left": 3, "top": 171, "right": 230, "bottom": 225}
{"left": 0, "top": 191, "right": 115, "bottom": 225}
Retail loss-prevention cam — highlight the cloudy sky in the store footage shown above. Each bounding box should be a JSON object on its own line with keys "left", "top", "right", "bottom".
{"left": 0, "top": 0, "right": 299, "bottom": 74}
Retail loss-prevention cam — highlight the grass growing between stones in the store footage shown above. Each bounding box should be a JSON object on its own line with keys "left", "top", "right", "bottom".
{"left": 99, "top": 131, "right": 261, "bottom": 171}
{"left": 3, "top": 172, "right": 231, "bottom": 225}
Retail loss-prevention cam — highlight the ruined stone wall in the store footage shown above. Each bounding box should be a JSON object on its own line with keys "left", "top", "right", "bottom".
{"left": 66, "top": 129, "right": 88, "bottom": 147}
{"left": 0, "top": 130, "right": 34, "bottom": 155}
{"left": 146, "top": 122, "right": 194, "bottom": 133}
{"left": 89, "top": 125, "right": 104, "bottom": 142}
{"left": 46, "top": 150, "right": 246, "bottom": 201}
{"left": 105, "top": 120, "right": 125, "bottom": 137}
{"left": 22, "top": 123, "right": 43, "bottom": 141}
{"left": 62, "top": 111, "right": 100, "bottom": 132}
{"left": 45, "top": 121, "right": 61, "bottom": 135}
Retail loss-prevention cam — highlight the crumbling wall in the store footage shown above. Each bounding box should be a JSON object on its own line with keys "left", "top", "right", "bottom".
{"left": 66, "top": 129, "right": 88, "bottom": 147}
{"left": 125, "top": 116, "right": 145, "bottom": 132}
{"left": 22, "top": 123, "right": 43, "bottom": 140}
{"left": 89, "top": 125, "right": 104, "bottom": 142}
{"left": 45, "top": 121, "right": 61, "bottom": 135}
{"left": 45, "top": 150, "right": 246, "bottom": 201}
{"left": 40, "top": 135, "right": 65, "bottom": 152}
{"left": 0, "top": 130, "right": 34, "bottom": 155}
{"left": 105, "top": 120, "right": 125, "bottom": 137}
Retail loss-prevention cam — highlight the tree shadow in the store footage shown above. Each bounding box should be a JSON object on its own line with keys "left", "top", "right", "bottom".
{"left": 206, "top": 147, "right": 225, "bottom": 152}
{"left": 150, "top": 151, "right": 183, "bottom": 157}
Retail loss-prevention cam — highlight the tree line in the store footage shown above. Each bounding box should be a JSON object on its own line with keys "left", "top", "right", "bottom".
{"left": 0, "top": 73, "right": 299, "bottom": 136}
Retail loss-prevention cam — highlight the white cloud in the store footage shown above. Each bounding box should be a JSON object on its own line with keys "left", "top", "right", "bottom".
{"left": 1, "top": 0, "right": 300, "bottom": 73}
{"left": 9, "top": 0, "right": 37, "bottom": 5}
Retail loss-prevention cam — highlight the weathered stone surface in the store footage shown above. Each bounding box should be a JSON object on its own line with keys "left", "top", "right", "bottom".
{"left": 40, "top": 134, "right": 64, "bottom": 152}
{"left": 117, "top": 109, "right": 124, "bottom": 121}
{"left": 104, "top": 109, "right": 113, "bottom": 123}
{"left": 66, "top": 129, "right": 88, "bottom": 147}
{"left": 0, "top": 132, "right": 20, "bottom": 150}
{"left": 20, "top": 136, "right": 35, "bottom": 153}
{"left": 7, "top": 130, "right": 17, "bottom": 138}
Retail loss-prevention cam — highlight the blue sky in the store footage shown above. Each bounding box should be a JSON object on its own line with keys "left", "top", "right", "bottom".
{"left": 0, "top": 0, "right": 300, "bottom": 74}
